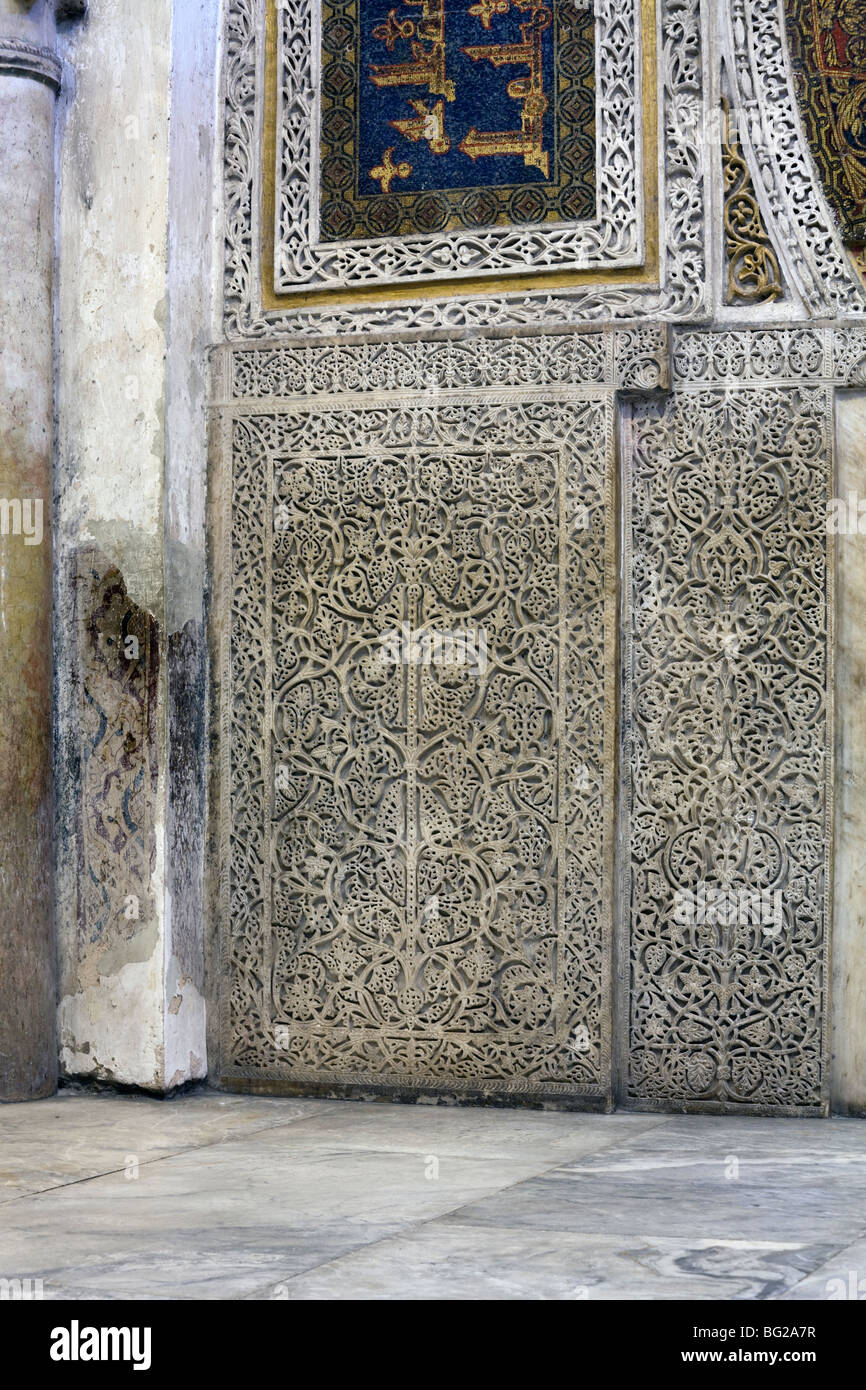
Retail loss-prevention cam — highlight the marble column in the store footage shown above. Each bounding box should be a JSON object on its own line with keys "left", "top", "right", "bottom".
{"left": 0, "top": 0, "right": 62, "bottom": 1100}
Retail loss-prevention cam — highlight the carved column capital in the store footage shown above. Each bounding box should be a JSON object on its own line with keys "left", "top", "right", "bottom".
{"left": 0, "top": 1, "right": 85, "bottom": 94}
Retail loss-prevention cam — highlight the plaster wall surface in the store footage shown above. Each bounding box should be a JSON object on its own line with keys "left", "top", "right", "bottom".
{"left": 54, "top": 0, "right": 216, "bottom": 1090}
{"left": 161, "top": 0, "right": 221, "bottom": 1094}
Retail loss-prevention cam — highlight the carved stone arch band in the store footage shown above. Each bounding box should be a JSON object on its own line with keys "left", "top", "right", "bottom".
{"left": 722, "top": 0, "right": 866, "bottom": 319}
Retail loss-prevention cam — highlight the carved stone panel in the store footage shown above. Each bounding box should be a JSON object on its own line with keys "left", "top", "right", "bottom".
{"left": 622, "top": 331, "right": 833, "bottom": 1115}
{"left": 76, "top": 557, "right": 160, "bottom": 955}
{"left": 215, "top": 334, "right": 615, "bottom": 1102}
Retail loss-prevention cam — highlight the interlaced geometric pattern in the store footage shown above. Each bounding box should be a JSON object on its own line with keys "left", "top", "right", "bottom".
{"left": 221, "top": 376, "right": 614, "bottom": 1101}
{"left": 623, "top": 360, "right": 832, "bottom": 1114}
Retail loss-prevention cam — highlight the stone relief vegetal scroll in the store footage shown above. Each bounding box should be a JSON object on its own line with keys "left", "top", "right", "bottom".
{"left": 622, "top": 329, "right": 832, "bottom": 1114}
{"left": 215, "top": 331, "right": 616, "bottom": 1101}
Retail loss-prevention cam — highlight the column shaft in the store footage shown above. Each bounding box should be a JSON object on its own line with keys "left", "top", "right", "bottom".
{"left": 0, "top": 0, "right": 59, "bottom": 1100}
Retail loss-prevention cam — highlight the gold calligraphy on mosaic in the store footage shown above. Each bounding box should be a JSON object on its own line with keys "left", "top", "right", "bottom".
{"left": 318, "top": 0, "right": 595, "bottom": 242}
{"left": 370, "top": 0, "right": 455, "bottom": 101}
{"left": 460, "top": 0, "right": 551, "bottom": 175}
{"left": 367, "top": 0, "right": 554, "bottom": 186}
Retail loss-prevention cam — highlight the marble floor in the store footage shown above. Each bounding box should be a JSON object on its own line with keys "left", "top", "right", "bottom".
{"left": 0, "top": 1089, "right": 864, "bottom": 1299}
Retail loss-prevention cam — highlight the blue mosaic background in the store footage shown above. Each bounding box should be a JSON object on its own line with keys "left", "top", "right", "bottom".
{"left": 357, "top": 0, "right": 557, "bottom": 197}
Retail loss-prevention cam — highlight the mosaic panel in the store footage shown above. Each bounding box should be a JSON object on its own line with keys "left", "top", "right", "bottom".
{"left": 318, "top": 0, "right": 596, "bottom": 241}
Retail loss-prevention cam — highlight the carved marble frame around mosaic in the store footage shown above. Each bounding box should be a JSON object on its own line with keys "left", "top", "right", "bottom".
{"left": 274, "top": 0, "right": 641, "bottom": 293}
{"left": 224, "top": 0, "right": 866, "bottom": 336}
{"left": 315, "top": 0, "right": 597, "bottom": 246}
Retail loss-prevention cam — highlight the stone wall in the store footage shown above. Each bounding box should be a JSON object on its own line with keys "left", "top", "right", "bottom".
{"left": 832, "top": 392, "right": 866, "bottom": 1116}
{"left": 35, "top": 0, "right": 866, "bottom": 1114}
{"left": 53, "top": 0, "right": 220, "bottom": 1090}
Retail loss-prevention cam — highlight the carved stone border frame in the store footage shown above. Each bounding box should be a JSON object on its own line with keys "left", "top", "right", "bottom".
{"left": 722, "top": 0, "right": 866, "bottom": 320}
{"left": 223, "top": 0, "right": 711, "bottom": 337}
{"left": 273, "top": 0, "right": 644, "bottom": 293}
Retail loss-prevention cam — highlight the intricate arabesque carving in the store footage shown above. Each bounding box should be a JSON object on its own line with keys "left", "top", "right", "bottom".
{"left": 215, "top": 325, "right": 671, "bottom": 399}
{"left": 673, "top": 325, "right": 866, "bottom": 386}
{"left": 622, "top": 332, "right": 832, "bottom": 1112}
{"left": 274, "top": 0, "right": 638, "bottom": 293}
{"left": 721, "top": 97, "right": 783, "bottom": 305}
{"left": 725, "top": 0, "right": 866, "bottom": 318}
{"left": 614, "top": 323, "right": 671, "bottom": 392}
{"left": 214, "top": 2, "right": 848, "bottom": 1117}
{"left": 219, "top": 332, "right": 615, "bottom": 1098}
{"left": 673, "top": 327, "right": 826, "bottom": 383}
{"left": 832, "top": 325, "right": 866, "bottom": 384}
{"left": 224, "top": 0, "right": 707, "bottom": 336}
{"left": 77, "top": 561, "right": 159, "bottom": 953}
{"left": 228, "top": 330, "right": 609, "bottom": 397}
